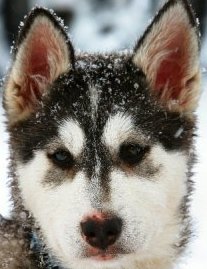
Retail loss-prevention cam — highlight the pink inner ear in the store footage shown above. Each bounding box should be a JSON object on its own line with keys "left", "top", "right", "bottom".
{"left": 154, "top": 31, "right": 188, "bottom": 102}
{"left": 21, "top": 25, "right": 53, "bottom": 103}
{"left": 29, "top": 40, "right": 49, "bottom": 78}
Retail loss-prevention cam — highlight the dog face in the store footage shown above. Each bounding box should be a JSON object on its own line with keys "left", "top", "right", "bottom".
{"left": 4, "top": 1, "right": 200, "bottom": 269}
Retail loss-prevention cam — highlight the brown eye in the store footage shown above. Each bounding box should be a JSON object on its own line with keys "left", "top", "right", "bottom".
{"left": 48, "top": 150, "right": 75, "bottom": 169}
{"left": 119, "top": 143, "right": 149, "bottom": 166}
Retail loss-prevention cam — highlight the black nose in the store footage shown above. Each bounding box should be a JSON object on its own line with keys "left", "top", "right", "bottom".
{"left": 81, "top": 216, "right": 122, "bottom": 250}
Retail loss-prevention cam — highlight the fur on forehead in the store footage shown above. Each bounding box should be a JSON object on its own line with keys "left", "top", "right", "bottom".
{"left": 133, "top": 0, "right": 200, "bottom": 113}
{"left": 4, "top": 7, "right": 74, "bottom": 125}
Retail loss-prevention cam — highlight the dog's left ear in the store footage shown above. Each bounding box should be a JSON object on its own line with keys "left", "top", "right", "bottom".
{"left": 4, "top": 7, "right": 74, "bottom": 125}
{"left": 133, "top": 0, "right": 200, "bottom": 113}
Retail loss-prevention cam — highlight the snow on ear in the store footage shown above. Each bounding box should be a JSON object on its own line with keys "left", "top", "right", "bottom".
{"left": 4, "top": 7, "right": 74, "bottom": 125}
{"left": 133, "top": 0, "right": 200, "bottom": 113}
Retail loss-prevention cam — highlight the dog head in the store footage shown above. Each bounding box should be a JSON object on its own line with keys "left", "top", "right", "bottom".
{"left": 4, "top": 1, "right": 200, "bottom": 268}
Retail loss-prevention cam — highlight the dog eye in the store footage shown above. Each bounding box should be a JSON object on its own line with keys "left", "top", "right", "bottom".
{"left": 48, "top": 150, "right": 75, "bottom": 169}
{"left": 119, "top": 143, "right": 149, "bottom": 166}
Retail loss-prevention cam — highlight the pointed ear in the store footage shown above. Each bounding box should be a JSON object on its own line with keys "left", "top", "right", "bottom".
{"left": 4, "top": 7, "right": 74, "bottom": 125}
{"left": 133, "top": 0, "right": 200, "bottom": 113}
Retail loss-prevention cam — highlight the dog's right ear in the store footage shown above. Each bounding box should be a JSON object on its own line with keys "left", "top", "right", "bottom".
{"left": 4, "top": 7, "right": 74, "bottom": 125}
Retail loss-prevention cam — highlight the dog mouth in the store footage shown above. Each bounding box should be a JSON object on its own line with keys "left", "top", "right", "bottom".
{"left": 84, "top": 246, "right": 127, "bottom": 261}
{"left": 87, "top": 250, "right": 117, "bottom": 261}
{"left": 91, "top": 253, "right": 115, "bottom": 261}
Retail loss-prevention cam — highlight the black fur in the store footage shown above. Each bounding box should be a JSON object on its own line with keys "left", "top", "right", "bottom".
{"left": 9, "top": 53, "right": 195, "bottom": 162}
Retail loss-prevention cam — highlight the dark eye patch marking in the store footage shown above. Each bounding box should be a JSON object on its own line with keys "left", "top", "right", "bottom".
{"left": 115, "top": 143, "right": 161, "bottom": 179}
{"left": 119, "top": 154, "right": 161, "bottom": 179}
{"left": 43, "top": 161, "right": 78, "bottom": 187}
{"left": 102, "top": 112, "right": 161, "bottom": 180}
{"left": 42, "top": 143, "right": 80, "bottom": 187}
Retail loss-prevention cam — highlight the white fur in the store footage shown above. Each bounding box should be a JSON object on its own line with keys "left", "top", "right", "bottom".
{"left": 110, "top": 145, "right": 187, "bottom": 259}
{"left": 17, "top": 152, "right": 92, "bottom": 266}
{"left": 59, "top": 119, "right": 85, "bottom": 157}
{"left": 89, "top": 85, "right": 100, "bottom": 120}
{"left": 102, "top": 112, "right": 134, "bottom": 152}
{"left": 17, "top": 141, "right": 188, "bottom": 269}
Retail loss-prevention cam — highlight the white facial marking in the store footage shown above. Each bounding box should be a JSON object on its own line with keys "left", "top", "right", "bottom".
{"left": 89, "top": 85, "right": 100, "bottom": 120}
{"left": 109, "top": 144, "right": 188, "bottom": 261}
{"left": 17, "top": 140, "right": 189, "bottom": 269}
{"left": 59, "top": 119, "right": 85, "bottom": 157}
{"left": 102, "top": 112, "right": 133, "bottom": 152}
{"left": 17, "top": 151, "right": 93, "bottom": 267}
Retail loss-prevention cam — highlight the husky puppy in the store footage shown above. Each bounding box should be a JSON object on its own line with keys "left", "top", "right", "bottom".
{"left": 1, "top": 0, "right": 200, "bottom": 268}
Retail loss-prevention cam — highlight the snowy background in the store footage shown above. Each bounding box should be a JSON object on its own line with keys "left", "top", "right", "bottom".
{"left": 0, "top": 0, "right": 206, "bottom": 268}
